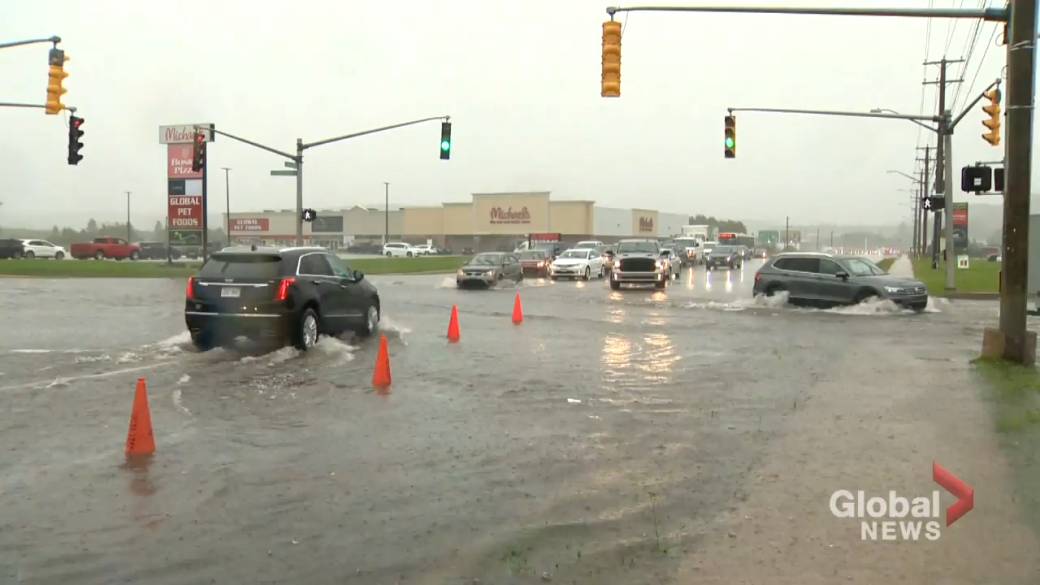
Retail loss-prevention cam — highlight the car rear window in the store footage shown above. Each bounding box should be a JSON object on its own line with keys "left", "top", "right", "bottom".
{"left": 199, "top": 255, "right": 282, "bottom": 279}
{"left": 774, "top": 257, "right": 819, "bottom": 272}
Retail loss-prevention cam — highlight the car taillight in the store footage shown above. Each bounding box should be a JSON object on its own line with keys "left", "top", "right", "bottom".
{"left": 275, "top": 277, "right": 296, "bottom": 302}
{"left": 754, "top": 273, "right": 762, "bottom": 283}
{"left": 186, "top": 276, "right": 196, "bottom": 300}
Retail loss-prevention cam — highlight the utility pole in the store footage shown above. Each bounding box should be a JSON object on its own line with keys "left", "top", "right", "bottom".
{"left": 125, "top": 191, "right": 131, "bottom": 241}
{"left": 384, "top": 182, "right": 390, "bottom": 245}
{"left": 295, "top": 138, "right": 304, "bottom": 246}
{"left": 993, "top": 0, "right": 1037, "bottom": 363}
{"left": 924, "top": 57, "right": 963, "bottom": 287}
{"left": 222, "top": 167, "right": 231, "bottom": 246}
{"left": 830, "top": 230, "right": 834, "bottom": 249}
{"left": 917, "top": 146, "right": 932, "bottom": 260}
{"left": 784, "top": 216, "right": 789, "bottom": 251}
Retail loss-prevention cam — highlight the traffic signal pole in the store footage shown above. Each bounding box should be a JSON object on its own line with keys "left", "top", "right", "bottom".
{"left": 202, "top": 115, "right": 450, "bottom": 246}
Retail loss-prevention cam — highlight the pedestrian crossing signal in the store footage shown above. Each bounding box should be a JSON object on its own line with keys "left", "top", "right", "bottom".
{"left": 302, "top": 208, "right": 317, "bottom": 222}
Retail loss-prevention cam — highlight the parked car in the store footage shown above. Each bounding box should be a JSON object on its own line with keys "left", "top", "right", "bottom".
{"left": 704, "top": 245, "right": 743, "bottom": 270}
{"left": 456, "top": 252, "right": 523, "bottom": 288}
{"left": 414, "top": 244, "right": 439, "bottom": 255}
{"left": 752, "top": 252, "right": 928, "bottom": 311}
{"left": 185, "top": 246, "right": 380, "bottom": 351}
{"left": 609, "top": 239, "right": 669, "bottom": 290}
{"left": 137, "top": 241, "right": 183, "bottom": 260}
{"left": 20, "top": 239, "right": 66, "bottom": 259}
{"left": 346, "top": 242, "right": 383, "bottom": 254}
{"left": 518, "top": 249, "right": 553, "bottom": 277}
{"left": 383, "top": 242, "right": 418, "bottom": 257}
{"left": 549, "top": 248, "right": 605, "bottom": 280}
{"left": 0, "top": 238, "right": 26, "bottom": 259}
{"left": 70, "top": 237, "right": 141, "bottom": 260}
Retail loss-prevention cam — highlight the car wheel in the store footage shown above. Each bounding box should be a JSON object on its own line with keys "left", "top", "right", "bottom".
{"left": 25, "top": 251, "right": 35, "bottom": 260}
{"left": 765, "top": 284, "right": 787, "bottom": 299}
{"left": 130, "top": 251, "right": 140, "bottom": 261}
{"left": 55, "top": 251, "right": 64, "bottom": 260}
{"left": 407, "top": 251, "right": 413, "bottom": 257}
{"left": 854, "top": 290, "right": 879, "bottom": 304}
{"left": 583, "top": 266, "right": 591, "bottom": 281}
{"left": 610, "top": 279, "right": 621, "bottom": 290}
{"left": 190, "top": 331, "right": 214, "bottom": 352}
{"left": 386, "top": 252, "right": 393, "bottom": 257}
{"left": 293, "top": 307, "right": 320, "bottom": 351}
{"left": 94, "top": 250, "right": 104, "bottom": 261}
{"left": 655, "top": 279, "right": 667, "bottom": 289}
{"left": 356, "top": 303, "right": 380, "bottom": 336}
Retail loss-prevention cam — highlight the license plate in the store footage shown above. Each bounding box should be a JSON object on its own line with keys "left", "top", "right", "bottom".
{"left": 220, "top": 287, "right": 241, "bottom": 298}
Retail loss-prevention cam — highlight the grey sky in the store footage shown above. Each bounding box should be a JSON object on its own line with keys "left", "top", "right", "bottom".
{"left": 1, "top": 0, "right": 1031, "bottom": 231}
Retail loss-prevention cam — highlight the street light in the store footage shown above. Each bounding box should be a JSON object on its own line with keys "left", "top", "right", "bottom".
{"left": 221, "top": 167, "right": 232, "bottom": 246}
{"left": 871, "top": 108, "right": 938, "bottom": 133}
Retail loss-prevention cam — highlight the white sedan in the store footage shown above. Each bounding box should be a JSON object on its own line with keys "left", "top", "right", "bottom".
{"left": 549, "top": 248, "right": 605, "bottom": 280}
{"left": 414, "top": 244, "right": 439, "bottom": 255}
{"left": 21, "top": 239, "right": 67, "bottom": 260}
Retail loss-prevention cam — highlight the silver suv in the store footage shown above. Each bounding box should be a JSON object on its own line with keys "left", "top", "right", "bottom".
{"left": 752, "top": 253, "right": 927, "bottom": 311}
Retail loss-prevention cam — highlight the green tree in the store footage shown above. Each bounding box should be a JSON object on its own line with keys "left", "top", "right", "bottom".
{"left": 86, "top": 218, "right": 98, "bottom": 235}
{"left": 152, "top": 220, "right": 164, "bottom": 241}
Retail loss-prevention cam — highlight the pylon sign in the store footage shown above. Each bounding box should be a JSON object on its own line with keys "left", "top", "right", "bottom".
{"left": 160, "top": 124, "right": 213, "bottom": 247}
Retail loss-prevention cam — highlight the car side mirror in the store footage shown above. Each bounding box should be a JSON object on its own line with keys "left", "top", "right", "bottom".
{"left": 835, "top": 271, "right": 849, "bottom": 280}
{"left": 353, "top": 270, "right": 364, "bottom": 282}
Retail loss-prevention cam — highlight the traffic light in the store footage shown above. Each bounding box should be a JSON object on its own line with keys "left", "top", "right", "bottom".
{"left": 982, "top": 88, "right": 1001, "bottom": 146}
{"left": 439, "top": 122, "right": 452, "bottom": 160}
{"left": 45, "top": 48, "right": 68, "bottom": 115}
{"left": 601, "top": 20, "right": 622, "bottom": 97}
{"left": 724, "top": 115, "right": 736, "bottom": 158}
{"left": 302, "top": 208, "right": 317, "bottom": 222}
{"left": 191, "top": 131, "right": 206, "bottom": 172}
{"left": 67, "top": 115, "right": 84, "bottom": 165}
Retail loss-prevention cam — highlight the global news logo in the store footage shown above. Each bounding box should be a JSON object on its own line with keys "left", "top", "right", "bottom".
{"left": 829, "top": 461, "right": 974, "bottom": 541}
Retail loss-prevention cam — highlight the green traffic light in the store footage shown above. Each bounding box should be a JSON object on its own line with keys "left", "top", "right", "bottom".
{"left": 441, "top": 140, "right": 451, "bottom": 151}
{"left": 725, "top": 137, "right": 735, "bottom": 148}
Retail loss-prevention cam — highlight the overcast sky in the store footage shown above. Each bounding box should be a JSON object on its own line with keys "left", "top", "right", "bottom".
{"left": 2, "top": 0, "right": 1033, "bottom": 231}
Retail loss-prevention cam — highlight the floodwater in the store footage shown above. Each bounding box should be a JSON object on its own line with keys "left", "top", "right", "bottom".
{"left": 1, "top": 261, "right": 1037, "bottom": 584}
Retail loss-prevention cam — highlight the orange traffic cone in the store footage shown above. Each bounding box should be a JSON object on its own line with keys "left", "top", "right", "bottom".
{"left": 447, "top": 304, "right": 461, "bottom": 342}
{"left": 372, "top": 334, "right": 392, "bottom": 389}
{"left": 512, "top": 292, "right": 524, "bottom": 325}
{"left": 125, "top": 377, "right": 156, "bottom": 457}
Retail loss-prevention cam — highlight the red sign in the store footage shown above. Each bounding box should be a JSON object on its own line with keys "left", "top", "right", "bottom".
{"left": 489, "top": 206, "right": 531, "bottom": 224}
{"left": 718, "top": 232, "right": 737, "bottom": 240}
{"left": 168, "top": 144, "right": 202, "bottom": 179}
{"left": 168, "top": 195, "right": 203, "bottom": 228}
{"left": 529, "top": 232, "right": 560, "bottom": 242}
{"left": 230, "top": 218, "right": 270, "bottom": 232}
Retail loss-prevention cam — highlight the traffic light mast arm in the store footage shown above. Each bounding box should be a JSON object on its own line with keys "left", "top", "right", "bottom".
{"left": 301, "top": 115, "right": 450, "bottom": 151}
{"left": 0, "top": 36, "right": 61, "bottom": 50}
{"left": 950, "top": 78, "right": 1003, "bottom": 130}
{"left": 606, "top": 5, "right": 1007, "bottom": 22}
{"left": 203, "top": 126, "right": 296, "bottom": 161}
{"left": 727, "top": 106, "right": 940, "bottom": 133}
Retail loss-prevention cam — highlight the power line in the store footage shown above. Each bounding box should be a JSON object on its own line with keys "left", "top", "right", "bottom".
{"left": 961, "top": 24, "right": 1000, "bottom": 110}
{"left": 951, "top": 2, "right": 987, "bottom": 111}
{"left": 943, "top": 0, "right": 967, "bottom": 57}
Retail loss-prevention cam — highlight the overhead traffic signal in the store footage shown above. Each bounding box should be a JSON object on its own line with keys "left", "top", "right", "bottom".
{"left": 601, "top": 20, "right": 622, "bottom": 97}
{"left": 45, "top": 48, "right": 68, "bottom": 115}
{"left": 982, "top": 88, "right": 1001, "bottom": 146}
{"left": 191, "top": 131, "right": 206, "bottom": 172}
{"left": 724, "top": 115, "right": 736, "bottom": 158}
{"left": 67, "top": 115, "right": 84, "bottom": 165}
{"left": 439, "top": 122, "right": 452, "bottom": 160}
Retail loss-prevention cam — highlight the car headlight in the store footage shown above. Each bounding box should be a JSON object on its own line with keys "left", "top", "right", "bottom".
{"left": 883, "top": 286, "right": 902, "bottom": 294}
{"left": 456, "top": 269, "right": 464, "bottom": 277}
{"left": 485, "top": 270, "right": 494, "bottom": 277}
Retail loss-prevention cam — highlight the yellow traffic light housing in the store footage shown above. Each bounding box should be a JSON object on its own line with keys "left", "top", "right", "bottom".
{"left": 45, "top": 48, "right": 68, "bottom": 115}
{"left": 724, "top": 115, "right": 736, "bottom": 158}
{"left": 982, "top": 88, "right": 1001, "bottom": 146}
{"left": 601, "top": 21, "right": 622, "bottom": 97}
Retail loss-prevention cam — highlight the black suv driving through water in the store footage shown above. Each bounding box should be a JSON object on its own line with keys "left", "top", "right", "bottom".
{"left": 185, "top": 246, "right": 380, "bottom": 351}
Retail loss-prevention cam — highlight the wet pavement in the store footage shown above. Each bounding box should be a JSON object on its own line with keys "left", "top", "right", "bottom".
{"left": 1, "top": 260, "right": 1038, "bottom": 584}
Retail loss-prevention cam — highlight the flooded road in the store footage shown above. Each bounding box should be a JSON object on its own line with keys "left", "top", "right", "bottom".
{"left": 1, "top": 261, "right": 1037, "bottom": 584}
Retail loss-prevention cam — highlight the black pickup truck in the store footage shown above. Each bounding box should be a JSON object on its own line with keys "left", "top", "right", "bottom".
{"left": 0, "top": 238, "right": 26, "bottom": 259}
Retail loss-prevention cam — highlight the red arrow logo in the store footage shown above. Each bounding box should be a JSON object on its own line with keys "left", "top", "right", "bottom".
{"left": 933, "top": 461, "right": 974, "bottom": 526}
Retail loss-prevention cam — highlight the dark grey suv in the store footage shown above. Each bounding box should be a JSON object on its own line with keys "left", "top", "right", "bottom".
{"left": 752, "top": 253, "right": 928, "bottom": 311}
